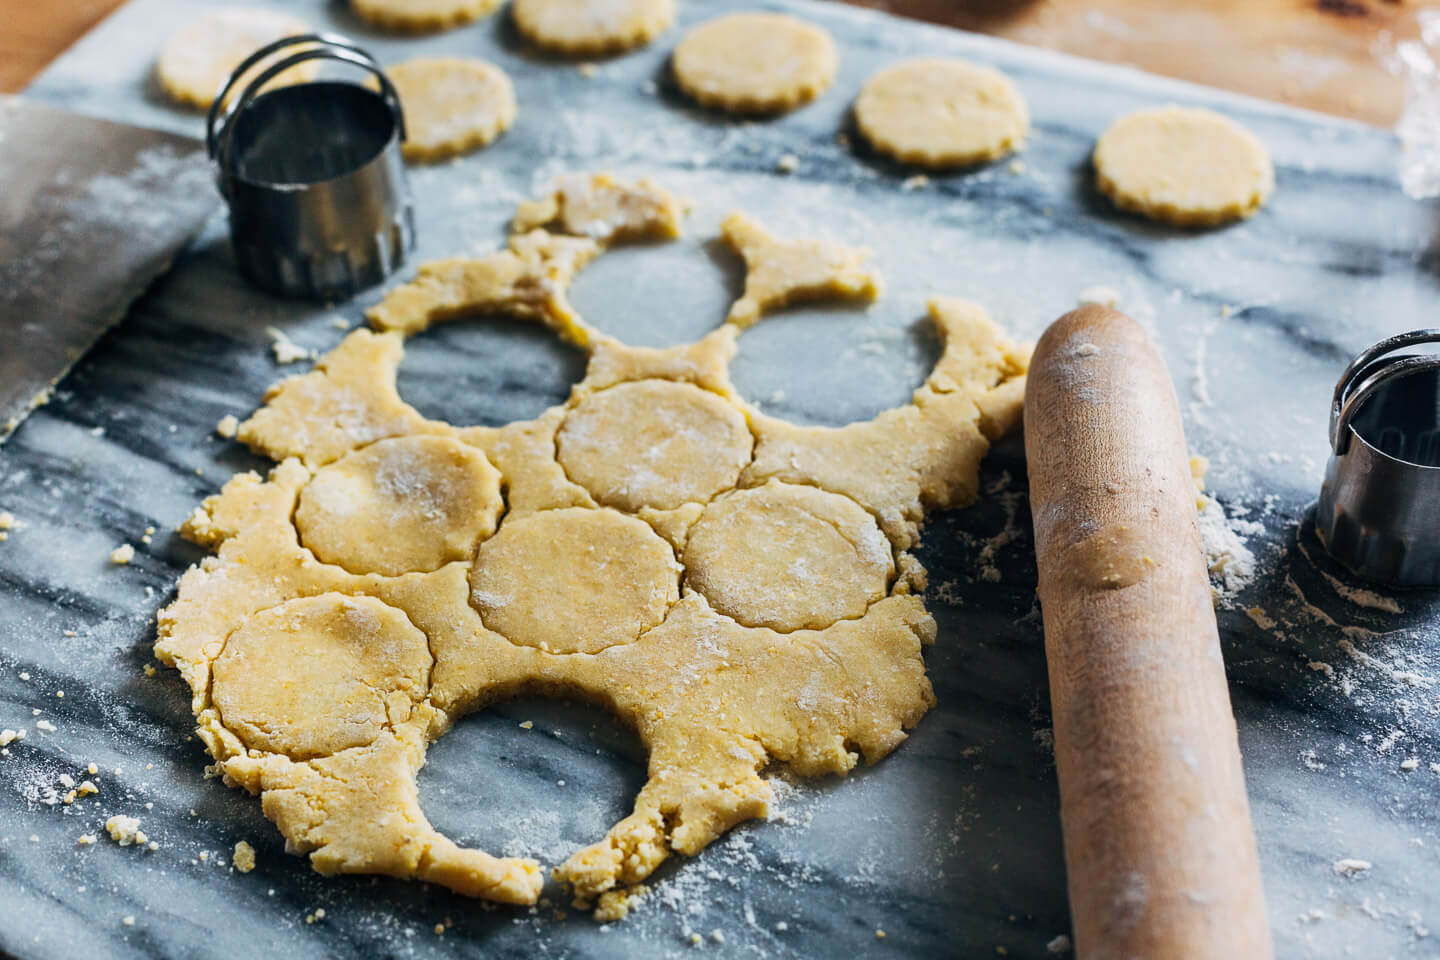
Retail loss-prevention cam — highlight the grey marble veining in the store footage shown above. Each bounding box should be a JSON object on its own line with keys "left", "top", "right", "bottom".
{"left": 3, "top": 1, "right": 1440, "bottom": 957}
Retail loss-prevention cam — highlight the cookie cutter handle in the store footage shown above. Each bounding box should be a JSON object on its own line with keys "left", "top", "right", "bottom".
{"left": 1329, "top": 329, "right": 1440, "bottom": 456}
{"left": 204, "top": 33, "right": 406, "bottom": 188}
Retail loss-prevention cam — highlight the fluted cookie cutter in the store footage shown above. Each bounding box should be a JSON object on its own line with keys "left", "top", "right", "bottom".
{"left": 205, "top": 34, "right": 415, "bottom": 300}
{"left": 1317, "top": 329, "right": 1440, "bottom": 586}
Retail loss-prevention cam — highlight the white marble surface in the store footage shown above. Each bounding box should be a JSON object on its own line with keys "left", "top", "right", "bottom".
{"left": 2, "top": 1, "right": 1440, "bottom": 957}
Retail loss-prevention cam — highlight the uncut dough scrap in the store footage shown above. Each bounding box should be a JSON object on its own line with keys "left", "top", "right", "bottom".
{"left": 351, "top": 0, "right": 502, "bottom": 33}
{"left": 672, "top": 12, "right": 837, "bottom": 114}
{"left": 1094, "top": 105, "right": 1274, "bottom": 227}
{"left": 513, "top": 0, "right": 675, "bottom": 55}
{"left": 157, "top": 173, "right": 1029, "bottom": 914}
{"left": 855, "top": 58, "right": 1029, "bottom": 168}
{"left": 155, "top": 8, "right": 315, "bottom": 109}
{"left": 384, "top": 58, "right": 516, "bottom": 162}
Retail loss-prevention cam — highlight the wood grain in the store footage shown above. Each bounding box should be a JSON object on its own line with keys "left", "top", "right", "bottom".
{"left": 1024, "top": 306, "right": 1272, "bottom": 959}
{"left": 0, "top": 0, "right": 1423, "bottom": 125}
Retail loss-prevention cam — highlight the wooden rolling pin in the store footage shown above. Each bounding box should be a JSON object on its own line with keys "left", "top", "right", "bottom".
{"left": 1024, "top": 305, "right": 1272, "bottom": 959}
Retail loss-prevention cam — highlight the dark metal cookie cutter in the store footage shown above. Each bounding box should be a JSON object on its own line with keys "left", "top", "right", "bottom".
{"left": 205, "top": 33, "right": 415, "bottom": 300}
{"left": 1317, "top": 329, "right": 1440, "bottom": 586}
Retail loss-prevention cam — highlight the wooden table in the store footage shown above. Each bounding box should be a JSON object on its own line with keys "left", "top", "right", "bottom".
{"left": 0, "top": 0, "right": 1424, "bottom": 126}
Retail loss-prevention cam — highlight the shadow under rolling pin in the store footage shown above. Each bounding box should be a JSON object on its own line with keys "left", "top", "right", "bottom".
{"left": 1024, "top": 305, "right": 1273, "bottom": 959}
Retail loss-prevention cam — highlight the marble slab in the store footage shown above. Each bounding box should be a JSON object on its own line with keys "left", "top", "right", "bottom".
{"left": 3, "top": 1, "right": 1440, "bottom": 957}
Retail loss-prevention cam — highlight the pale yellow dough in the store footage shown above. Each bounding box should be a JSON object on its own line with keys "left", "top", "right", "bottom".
{"left": 295, "top": 435, "right": 502, "bottom": 576}
{"left": 672, "top": 13, "right": 837, "bottom": 114}
{"left": 351, "top": 0, "right": 503, "bottom": 33}
{"left": 513, "top": 0, "right": 675, "bottom": 55}
{"left": 155, "top": 8, "right": 315, "bottom": 109}
{"left": 855, "top": 58, "right": 1029, "bottom": 168}
{"left": 556, "top": 380, "right": 753, "bottom": 511}
{"left": 470, "top": 508, "right": 681, "bottom": 654}
{"left": 1093, "top": 106, "right": 1275, "bottom": 227}
{"left": 721, "top": 211, "right": 881, "bottom": 327}
{"left": 384, "top": 58, "right": 516, "bottom": 162}
{"left": 683, "top": 480, "right": 893, "bottom": 632}
{"left": 157, "top": 172, "right": 1030, "bottom": 914}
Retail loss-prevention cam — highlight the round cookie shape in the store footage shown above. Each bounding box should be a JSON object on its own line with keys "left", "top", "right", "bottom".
{"left": 854, "top": 58, "right": 1028, "bottom": 168}
{"left": 469, "top": 507, "right": 681, "bottom": 654}
{"left": 351, "top": 0, "right": 502, "bottom": 33}
{"left": 212, "top": 594, "right": 432, "bottom": 759}
{"left": 683, "top": 481, "right": 893, "bottom": 632}
{"left": 556, "top": 380, "right": 753, "bottom": 512}
{"left": 671, "top": 12, "right": 837, "bottom": 115}
{"left": 513, "top": 0, "right": 675, "bottom": 56}
{"left": 384, "top": 58, "right": 517, "bottom": 163}
{"left": 295, "top": 435, "right": 502, "bottom": 576}
{"left": 1093, "top": 106, "right": 1274, "bottom": 227}
{"left": 155, "top": 8, "right": 315, "bottom": 109}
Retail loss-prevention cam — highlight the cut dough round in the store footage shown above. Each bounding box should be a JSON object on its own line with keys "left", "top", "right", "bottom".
{"left": 513, "top": 0, "right": 675, "bottom": 55}
{"left": 671, "top": 12, "right": 837, "bottom": 114}
{"left": 470, "top": 508, "right": 680, "bottom": 653}
{"left": 351, "top": 0, "right": 503, "bottom": 33}
{"left": 155, "top": 8, "right": 315, "bottom": 109}
{"left": 557, "top": 381, "right": 753, "bottom": 512}
{"left": 212, "top": 594, "right": 432, "bottom": 759}
{"left": 683, "top": 481, "right": 893, "bottom": 632}
{"left": 296, "top": 435, "right": 502, "bottom": 576}
{"left": 855, "top": 58, "right": 1028, "bottom": 168}
{"left": 384, "top": 58, "right": 517, "bottom": 163}
{"left": 1093, "top": 106, "right": 1274, "bottom": 227}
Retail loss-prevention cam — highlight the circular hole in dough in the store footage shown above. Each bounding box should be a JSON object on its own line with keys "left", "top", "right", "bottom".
{"left": 155, "top": 8, "right": 316, "bottom": 110}
{"left": 351, "top": 0, "right": 503, "bottom": 33}
{"left": 211, "top": 594, "right": 432, "bottom": 759}
{"left": 556, "top": 380, "right": 753, "bottom": 512}
{"left": 854, "top": 58, "right": 1029, "bottom": 169}
{"left": 383, "top": 57, "right": 517, "bottom": 163}
{"left": 512, "top": 0, "right": 675, "bottom": 56}
{"left": 1093, "top": 105, "right": 1275, "bottom": 227}
{"left": 671, "top": 12, "right": 837, "bottom": 115}
{"left": 682, "top": 480, "right": 894, "bottom": 632}
{"left": 469, "top": 507, "right": 680, "bottom": 654}
{"left": 295, "top": 435, "right": 503, "bottom": 577}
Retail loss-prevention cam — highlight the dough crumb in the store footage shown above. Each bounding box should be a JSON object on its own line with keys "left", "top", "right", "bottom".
{"left": 77, "top": 780, "right": 98, "bottom": 797}
{"left": 1008, "top": 159, "right": 1026, "bottom": 175}
{"left": 875, "top": 928, "right": 887, "bottom": 939}
{"left": 106, "top": 815, "right": 147, "bottom": 847}
{"left": 266, "top": 327, "right": 314, "bottom": 365}
{"left": 1077, "top": 286, "right": 1120, "bottom": 308}
{"left": 35, "top": 719, "right": 56, "bottom": 733}
{"left": 1196, "top": 495, "right": 1258, "bottom": 599}
{"left": 121, "top": 915, "right": 135, "bottom": 927}
{"left": 519, "top": 720, "right": 534, "bottom": 729}
{"left": 77, "top": 833, "right": 97, "bottom": 845}
{"left": 216, "top": 415, "right": 239, "bottom": 439}
{"left": 1046, "top": 934, "right": 1073, "bottom": 953}
{"left": 0, "top": 511, "right": 13, "bottom": 529}
{"left": 901, "top": 174, "right": 930, "bottom": 191}
{"left": 1332, "top": 858, "right": 1372, "bottom": 878}
{"left": 233, "top": 840, "right": 257, "bottom": 872}
{"left": 109, "top": 543, "right": 135, "bottom": 565}
{"left": 1400, "top": 757, "right": 1420, "bottom": 772}
{"left": 594, "top": 885, "right": 646, "bottom": 922}
{"left": 711, "top": 929, "right": 725, "bottom": 943}
{"left": 776, "top": 153, "right": 799, "bottom": 173}
{"left": 0, "top": 729, "right": 23, "bottom": 746}
{"left": 1307, "top": 661, "right": 1335, "bottom": 677}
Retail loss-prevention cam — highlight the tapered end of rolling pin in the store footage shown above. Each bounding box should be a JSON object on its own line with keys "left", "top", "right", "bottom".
{"left": 1024, "top": 306, "right": 1273, "bottom": 960}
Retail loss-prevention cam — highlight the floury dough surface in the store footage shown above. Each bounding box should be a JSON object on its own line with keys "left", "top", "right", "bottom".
{"left": 512, "top": 0, "right": 675, "bottom": 56}
{"left": 854, "top": 58, "right": 1029, "bottom": 169}
{"left": 383, "top": 57, "right": 517, "bottom": 162}
{"left": 350, "top": 0, "right": 504, "bottom": 33}
{"left": 1093, "top": 105, "right": 1275, "bottom": 227}
{"left": 154, "top": 8, "right": 315, "bottom": 108}
{"left": 156, "top": 173, "right": 1029, "bottom": 912}
{"left": 671, "top": 12, "right": 838, "bottom": 115}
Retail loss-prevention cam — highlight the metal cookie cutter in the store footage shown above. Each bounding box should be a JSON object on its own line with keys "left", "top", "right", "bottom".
{"left": 1317, "top": 329, "right": 1440, "bottom": 586}
{"left": 205, "top": 34, "right": 415, "bottom": 300}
